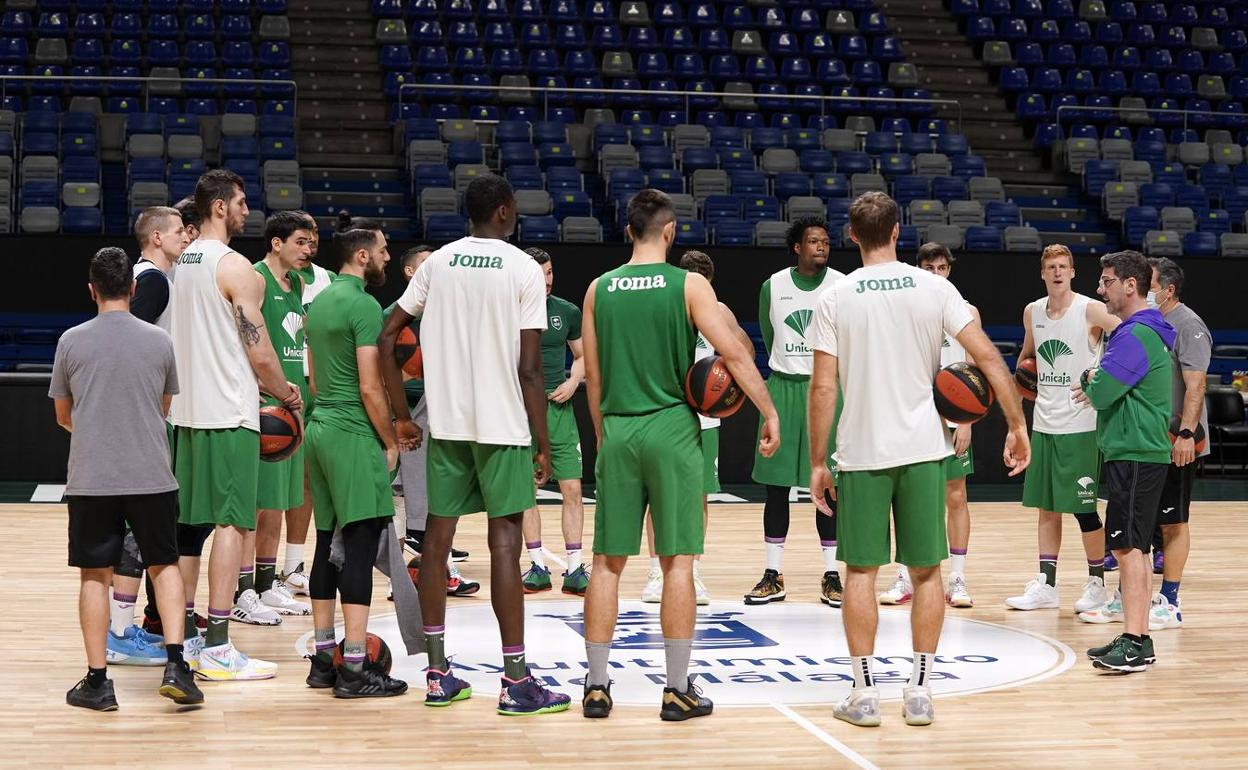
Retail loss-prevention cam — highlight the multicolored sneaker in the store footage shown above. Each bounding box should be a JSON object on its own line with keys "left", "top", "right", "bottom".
{"left": 195, "top": 643, "right": 277, "bottom": 681}
{"left": 1103, "top": 551, "right": 1119, "bottom": 571}
{"left": 878, "top": 569, "right": 913, "bottom": 605}
{"left": 447, "top": 569, "right": 481, "bottom": 597}
{"left": 1091, "top": 635, "right": 1148, "bottom": 673}
{"left": 1149, "top": 593, "right": 1183, "bottom": 630}
{"left": 902, "top": 684, "right": 934, "bottom": 726}
{"left": 641, "top": 568, "right": 663, "bottom": 603}
{"left": 743, "top": 569, "right": 786, "bottom": 605}
{"left": 1152, "top": 550, "right": 1165, "bottom": 574}
{"left": 497, "top": 670, "right": 572, "bottom": 716}
{"left": 833, "top": 686, "right": 881, "bottom": 727}
{"left": 693, "top": 570, "right": 710, "bottom": 606}
{"left": 279, "top": 562, "right": 310, "bottom": 596}
{"left": 562, "top": 565, "right": 591, "bottom": 596}
{"left": 184, "top": 633, "right": 204, "bottom": 671}
{"left": 106, "top": 625, "right": 168, "bottom": 666}
{"left": 425, "top": 663, "right": 473, "bottom": 707}
{"left": 945, "top": 574, "right": 973, "bottom": 608}
{"left": 821, "top": 570, "right": 844, "bottom": 608}
{"left": 1077, "top": 589, "right": 1124, "bottom": 624}
{"left": 582, "top": 683, "right": 613, "bottom": 718}
{"left": 660, "top": 679, "right": 713, "bottom": 721}
{"left": 522, "top": 564, "right": 552, "bottom": 593}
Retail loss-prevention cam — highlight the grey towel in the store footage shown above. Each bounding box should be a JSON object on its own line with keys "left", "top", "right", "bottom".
{"left": 329, "top": 519, "right": 425, "bottom": 656}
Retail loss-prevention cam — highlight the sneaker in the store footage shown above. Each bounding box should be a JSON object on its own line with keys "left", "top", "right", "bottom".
{"left": 497, "top": 669, "right": 572, "bottom": 716}
{"left": 403, "top": 535, "right": 469, "bottom": 562}
{"left": 641, "top": 568, "right": 663, "bottom": 603}
{"left": 1103, "top": 551, "right": 1119, "bottom": 572}
{"left": 425, "top": 664, "right": 473, "bottom": 707}
{"left": 821, "top": 571, "right": 844, "bottom": 608}
{"left": 447, "top": 569, "right": 481, "bottom": 597}
{"left": 1074, "top": 576, "right": 1110, "bottom": 614}
{"left": 279, "top": 563, "right": 310, "bottom": 596}
{"left": 743, "top": 569, "right": 786, "bottom": 605}
{"left": 260, "top": 583, "right": 311, "bottom": 616}
{"left": 1149, "top": 593, "right": 1183, "bottom": 630}
{"left": 1091, "top": 635, "right": 1149, "bottom": 673}
{"left": 660, "top": 679, "right": 713, "bottom": 722}
{"left": 833, "top": 687, "right": 881, "bottom": 727}
{"left": 521, "top": 564, "right": 552, "bottom": 593}
{"left": 66, "top": 677, "right": 118, "bottom": 712}
{"left": 333, "top": 665, "right": 408, "bottom": 699}
{"left": 693, "top": 571, "right": 710, "bottom": 606}
{"left": 305, "top": 654, "right": 337, "bottom": 689}
{"left": 562, "top": 565, "right": 591, "bottom": 596}
{"left": 902, "top": 684, "right": 934, "bottom": 726}
{"left": 1005, "top": 575, "right": 1059, "bottom": 610}
{"left": 106, "top": 625, "right": 168, "bottom": 666}
{"left": 1153, "top": 550, "right": 1164, "bottom": 574}
{"left": 231, "top": 588, "right": 282, "bottom": 626}
{"left": 1086, "top": 634, "right": 1156, "bottom": 664}
{"left": 878, "top": 570, "right": 913, "bottom": 605}
{"left": 134, "top": 625, "right": 164, "bottom": 647}
{"left": 195, "top": 643, "right": 278, "bottom": 681}
{"left": 158, "top": 660, "right": 204, "bottom": 705}
{"left": 945, "top": 574, "right": 973, "bottom": 608}
{"left": 184, "top": 633, "right": 204, "bottom": 672}
{"left": 1077, "top": 590, "right": 1124, "bottom": 624}
{"left": 582, "top": 683, "right": 613, "bottom": 718}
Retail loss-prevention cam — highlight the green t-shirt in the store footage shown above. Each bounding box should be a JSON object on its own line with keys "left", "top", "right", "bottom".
{"left": 594, "top": 263, "right": 694, "bottom": 416}
{"left": 384, "top": 300, "right": 423, "bottom": 410}
{"left": 306, "top": 274, "right": 384, "bottom": 437}
{"left": 541, "top": 294, "right": 582, "bottom": 392}
{"left": 256, "top": 261, "right": 306, "bottom": 405}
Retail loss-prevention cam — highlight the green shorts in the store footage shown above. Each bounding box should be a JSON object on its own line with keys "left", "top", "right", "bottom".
{"left": 701, "top": 427, "right": 721, "bottom": 495}
{"left": 541, "top": 398, "right": 583, "bottom": 481}
{"left": 944, "top": 428, "right": 974, "bottom": 481}
{"left": 427, "top": 438, "right": 535, "bottom": 518}
{"left": 304, "top": 421, "right": 392, "bottom": 531}
{"left": 752, "top": 373, "right": 836, "bottom": 487}
{"left": 257, "top": 442, "right": 305, "bottom": 510}
{"left": 594, "top": 405, "right": 703, "bottom": 557}
{"left": 1022, "top": 430, "right": 1101, "bottom": 513}
{"left": 837, "top": 459, "right": 947, "bottom": 568}
{"left": 173, "top": 426, "right": 260, "bottom": 529}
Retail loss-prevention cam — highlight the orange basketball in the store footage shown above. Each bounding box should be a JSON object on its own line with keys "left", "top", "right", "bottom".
{"left": 259, "top": 405, "right": 302, "bottom": 462}
{"left": 934, "top": 362, "right": 995, "bottom": 424}
{"left": 1014, "top": 357, "right": 1038, "bottom": 401}
{"left": 331, "top": 632, "right": 392, "bottom": 674}
{"left": 684, "top": 355, "right": 745, "bottom": 418}
{"left": 395, "top": 326, "right": 423, "bottom": 379}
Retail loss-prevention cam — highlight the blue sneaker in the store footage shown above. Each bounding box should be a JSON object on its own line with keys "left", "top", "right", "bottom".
{"left": 1103, "top": 551, "right": 1119, "bottom": 572}
{"left": 106, "top": 624, "right": 168, "bottom": 666}
{"left": 134, "top": 625, "right": 164, "bottom": 648}
{"left": 425, "top": 662, "right": 472, "bottom": 707}
{"left": 498, "top": 669, "right": 572, "bottom": 716}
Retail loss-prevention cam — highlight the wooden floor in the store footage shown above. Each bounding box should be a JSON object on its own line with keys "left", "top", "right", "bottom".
{"left": 2, "top": 499, "right": 1245, "bottom": 770}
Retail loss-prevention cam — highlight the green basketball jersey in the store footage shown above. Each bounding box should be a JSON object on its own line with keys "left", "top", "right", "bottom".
{"left": 305, "top": 274, "right": 384, "bottom": 437}
{"left": 256, "top": 261, "right": 306, "bottom": 404}
{"left": 594, "top": 263, "right": 694, "bottom": 416}
{"left": 541, "top": 294, "right": 582, "bottom": 392}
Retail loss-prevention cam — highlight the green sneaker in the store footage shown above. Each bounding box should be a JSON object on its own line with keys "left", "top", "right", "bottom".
{"left": 1087, "top": 634, "right": 1155, "bottom": 664}
{"left": 522, "top": 564, "right": 552, "bottom": 593}
{"left": 1091, "top": 635, "right": 1149, "bottom": 673}
{"left": 561, "top": 565, "right": 591, "bottom": 596}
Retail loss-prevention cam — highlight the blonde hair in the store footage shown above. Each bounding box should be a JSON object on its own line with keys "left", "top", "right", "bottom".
{"left": 1041, "top": 243, "right": 1073, "bottom": 268}
{"left": 134, "top": 206, "right": 181, "bottom": 249}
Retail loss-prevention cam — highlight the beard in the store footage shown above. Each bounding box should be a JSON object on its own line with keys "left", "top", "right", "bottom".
{"left": 364, "top": 259, "right": 386, "bottom": 287}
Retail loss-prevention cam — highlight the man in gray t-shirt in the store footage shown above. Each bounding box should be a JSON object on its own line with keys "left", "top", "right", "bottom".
{"left": 49, "top": 247, "right": 202, "bottom": 712}
{"left": 1146, "top": 257, "right": 1211, "bottom": 630}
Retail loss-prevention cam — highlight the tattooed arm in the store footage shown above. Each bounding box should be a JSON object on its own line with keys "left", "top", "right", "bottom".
{"left": 218, "top": 253, "right": 302, "bottom": 410}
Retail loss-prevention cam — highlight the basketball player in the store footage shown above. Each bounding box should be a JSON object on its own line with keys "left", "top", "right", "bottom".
{"left": 808, "top": 191, "right": 1030, "bottom": 726}
{"left": 747, "top": 217, "right": 843, "bottom": 608}
{"left": 175, "top": 196, "right": 201, "bottom": 242}
{"left": 1008, "top": 244, "right": 1119, "bottom": 615}
{"left": 53, "top": 246, "right": 201, "bottom": 710}
{"left": 580, "top": 190, "right": 780, "bottom": 721}
{"left": 379, "top": 174, "right": 570, "bottom": 715}
{"left": 641, "top": 249, "right": 753, "bottom": 606}
{"left": 169, "top": 169, "right": 301, "bottom": 679}
{"left": 1073, "top": 250, "right": 1174, "bottom": 673}
{"left": 301, "top": 218, "right": 408, "bottom": 698}
{"left": 519, "top": 246, "right": 590, "bottom": 596}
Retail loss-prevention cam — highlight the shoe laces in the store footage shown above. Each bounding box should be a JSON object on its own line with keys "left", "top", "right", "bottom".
{"left": 751, "top": 573, "right": 776, "bottom": 593}
{"left": 950, "top": 574, "right": 967, "bottom": 593}
{"left": 133, "top": 626, "right": 161, "bottom": 646}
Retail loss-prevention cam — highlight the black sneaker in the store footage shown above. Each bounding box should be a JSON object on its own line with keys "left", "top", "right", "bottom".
{"left": 333, "top": 665, "right": 409, "bottom": 698}
{"left": 821, "top": 571, "right": 844, "bottom": 608}
{"left": 305, "top": 654, "right": 337, "bottom": 689}
{"left": 158, "top": 661, "right": 204, "bottom": 705}
{"left": 404, "top": 535, "right": 469, "bottom": 562}
{"left": 582, "top": 683, "right": 613, "bottom": 718}
{"left": 1088, "top": 635, "right": 1155, "bottom": 665}
{"left": 660, "top": 679, "right": 713, "bottom": 721}
{"left": 67, "top": 677, "right": 118, "bottom": 711}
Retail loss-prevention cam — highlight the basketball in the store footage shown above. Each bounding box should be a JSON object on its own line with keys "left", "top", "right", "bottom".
{"left": 934, "top": 362, "right": 995, "bottom": 424}
{"left": 395, "top": 326, "right": 423, "bottom": 378}
{"left": 331, "top": 633, "right": 392, "bottom": 674}
{"left": 1014, "top": 357, "right": 1038, "bottom": 401}
{"left": 259, "top": 404, "right": 302, "bottom": 462}
{"left": 684, "top": 355, "right": 745, "bottom": 418}
{"left": 1169, "top": 417, "right": 1207, "bottom": 454}
{"left": 407, "top": 556, "right": 421, "bottom": 587}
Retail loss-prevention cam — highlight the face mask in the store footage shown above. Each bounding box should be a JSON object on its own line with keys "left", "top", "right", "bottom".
{"left": 1145, "top": 291, "right": 1158, "bottom": 309}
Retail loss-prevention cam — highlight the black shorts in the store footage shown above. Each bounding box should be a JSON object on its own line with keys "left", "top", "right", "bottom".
{"left": 1156, "top": 462, "right": 1194, "bottom": 526}
{"left": 1103, "top": 461, "right": 1168, "bottom": 553}
{"left": 67, "top": 491, "right": 180, "bottom": 569}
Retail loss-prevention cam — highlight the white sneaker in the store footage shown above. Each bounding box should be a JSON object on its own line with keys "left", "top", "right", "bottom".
{"left": 878, "top": 570, "right": 912, "bottom": 605}
{"left": 260, "top": 583, "right": 311, "bottom": 616}
{"left": 1077, "top": 589, "right": 1124, "bottom": 624}
{"left": 195, "top": 642, "right": 277, "bottom": 681}
{"left": 641, "top": 568, "right": 663, "bottom": 603}
{"left": 184, "top": 633, "right": 204, "bottom": 672}
{"left": 279, "top": 563, "right": 309, "bottom": 596}
{"left": 693, "top": 571, "right": 710, "bottom": 606}
{"left": 945, "top": 574, "right": 973, "bottom": 608}
{"left": 1074, "top": 576, "right": 1110, "bottom": 614}
{"left": 1005, "top": 575, "right": 1060, "bottom": 610}
{"left": 902, "top": 684, "right": 934, "bottom": 726}
{"left": 231, "top": 588, "right": 282, "bottom": 626}
{"left": 833, "top": 686, "right": 881, "bottom": 727}
{"left": 1149, "top": 593, "right": 1183, "bottom": 630}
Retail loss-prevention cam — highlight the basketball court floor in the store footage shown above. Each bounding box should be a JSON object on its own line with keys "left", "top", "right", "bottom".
{"left": 2, "top": 499, "right": 1245, "bottom": 769}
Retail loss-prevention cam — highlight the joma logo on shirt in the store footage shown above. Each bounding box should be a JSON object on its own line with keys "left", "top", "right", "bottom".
{"left": 178, "top": 252, "right": 203, "bottom": 264}
{"left": 606, "top": 275, "right": 667, "bottom": 292}
{"left": 449, "top": 253, "right": 504, "bottom": 269}
{"left": 855, "top": 276, "right": 917, "bottom": 293}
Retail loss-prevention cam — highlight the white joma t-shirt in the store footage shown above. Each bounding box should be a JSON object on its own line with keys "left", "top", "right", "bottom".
{"left": 398, "top": 236, "right": 547, "bottom": 445}
{"left": 812, "top": 261, "right": 974, "bottom": 472}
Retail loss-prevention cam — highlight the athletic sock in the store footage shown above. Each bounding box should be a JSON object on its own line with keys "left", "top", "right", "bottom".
{"left": 664, "top": 637, "right": 692, "bottom": 692}
{"left": 166, "top": 643, "right": 185, "bottom": 666}
{"left": 313, "top": 628, "right": 336, "bottom": 662}
{"left": 109, "top": 591, "right": 137, "bottom": 636}
{"left": 949, "top": 548, "right": 967, "bottom": 577}
{"left": 256, "top": 557, "right": 277, "bottom": 594}
{"left": 821, "top": 540, "right": 838, "bottom": 573}
{"left": 897, "top": 565, "right": 911, "bottom": 584}
{"left": 526, "top": 541, "right": 546, "bottom": 570}
{"left": 764, "top": 537, "right": 785, "bottom": 572}
{"left": 910, "top": 652, "right": 935, "bottom": 687}
{"left": 566, "top": 543, "right": 583, "bottom": 571}
{"left": 851, "top": 656, "right": 873, "bottom": 689}
{"left": 502, "top": 644, "right": 527, "bottom": 680}
{"left": 283, "top": 543, "right": 304, "bottom": 574}
{"left": 649, "top": 556, "right": 661, "bottom": 573}
{"left": 183, "top": 603, "right": 198, "bottom": 638}
{"left": 424, "top": 625, "right": 446, "bottom": 671}
{"left": 1161, "top": 579, "right": 1180, "bottom": 605}
{"left": 86, "top": 666, "right": 107, "bottom": 689}
{"left": 1039, "top": 555, "right": 1058, "bottom": 586}
{"left": 1088, "top": 557, "right": 1106, "bottom": 581}
{"left": 342, "top": 641, "right": 365, "bottom": 673}
{"left": 205, "top": 608, "right": 230, "bottom": 647}
{"left": 586, "top": 641, "right": 611, "bottom": 687}
{"left": 237, "top": 564, "right": 255, "bottom": 595}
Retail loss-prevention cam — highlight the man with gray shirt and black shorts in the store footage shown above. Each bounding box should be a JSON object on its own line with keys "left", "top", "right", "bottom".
{"left": 50, "top": 247, "right": 202, "bottom": 711}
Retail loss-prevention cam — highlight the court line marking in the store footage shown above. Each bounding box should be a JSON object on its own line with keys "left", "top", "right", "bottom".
{"left": 31, "top": 484, "right": 66, "bottom": 503}
{"left": 772, "top": 704, "right": 881, "bottom": 770}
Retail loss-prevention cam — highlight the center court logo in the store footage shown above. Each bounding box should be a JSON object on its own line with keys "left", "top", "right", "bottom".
{"left": 1037, "top": 339, "right": 1074, "bottom": 386}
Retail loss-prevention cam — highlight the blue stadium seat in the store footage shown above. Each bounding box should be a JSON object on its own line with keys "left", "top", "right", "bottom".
{"left": 552, "top": 190, "right": 592, "bottom": 219}
{"left": 965, "top": 225, "right": 1003, "bottom": 250}
{"left": 1199, "top": 208, "right": 1231, "bottom": 235}
{"left": 521, "top": 215, "right": 559, "bottom": 242}
{"left": 714, "top": 220, "right": 754, "bottom": 245}
{"left": 1122, "top": 205, "right": 1159, "bottom": 245}
{"left": 774, "top": 172, "right": 811, "bottom": 199}
{"left": 63, "top": 207, "right": 102, "bottom": 234}
{"left": 647, "top": 168, "right": 683, "bottom": 193}
{"left": 546, "top": 165, "right": 582, "bottom": 190}
{"left": 703, "top": 195, "right": 740, "bottom": 224}
{"left": 639, "top": 145, "right": 674, "bottom": 170}
{"left": 675, "top": 220, "right": 707, "bottom": 244}
{"left": 894, "top": 175, "right": 930, "bottom": 206}
{"left": 1182, "top": 231, "right": 1218, "bottom": 256}
{"left": 425, "top": 214, "right": 468, "bottom": 241}
{"left": 506, "top": 164, "right": 543, "bottom": 189}
{"left": 932, "top": 175, "right": 968, "bottom": 202}
{"left": 813, "top": 173, "right": 850, "bottom": 198}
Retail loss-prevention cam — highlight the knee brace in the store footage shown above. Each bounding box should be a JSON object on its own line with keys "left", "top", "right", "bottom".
{"left": 114, "top": 531, "right": 145, "bottom": 578}
{"left": 1074, "top": 512, "right": 1102, "bottom": 533}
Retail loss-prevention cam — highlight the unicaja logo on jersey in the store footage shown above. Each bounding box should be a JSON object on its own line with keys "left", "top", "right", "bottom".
{"left": 782, "top": 310, "right": 813, "bottom": 354}
{"left": 1037, "top": 340, "right": 1074, "bottom": 386}
{"left": 696, "top": 336, "right": 708, "bottom": 350}
{"left": 1076, "top": 475, "right": 1096, "bottom": 501}
{"left": 606, "top": 275, "right": 667, "bottom": 292}
{"left": 281, "top": 312, "right": 305, "bottom": 360}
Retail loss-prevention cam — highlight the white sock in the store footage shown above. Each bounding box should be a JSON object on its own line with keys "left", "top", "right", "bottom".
{"left": 566, "top": 546, "right": 583, "bottom": 570}
{"left": 283, "top": 543, "right": 304, "bottom": 574}
{"left": 897, "top": 565, "right": 911, "bottom": 585}
{"left": 910, "top": 652, "right": 934, "bottom": 687}
{"left": 693, "top": 559, "right": 702, "bottom": 577}
{"left": 821, "top": 542, "right": 838, "bottom": 572}
{"left": 109, "top": 591, "right": 135, "bottom": 636}
{"left": 649, "top": 556, "right": 660, "bottom": 573}
{"left": 852, "top": 655, "right": 874, "bottom": 689}
{"left": 949, "top": 552, "right": 966, "bottom": 576}
{"left": 765, "top": 539, "right": 785, "bottom": 572}
{"left": 527, "top": 541, "right": 546, "bottom": 570}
